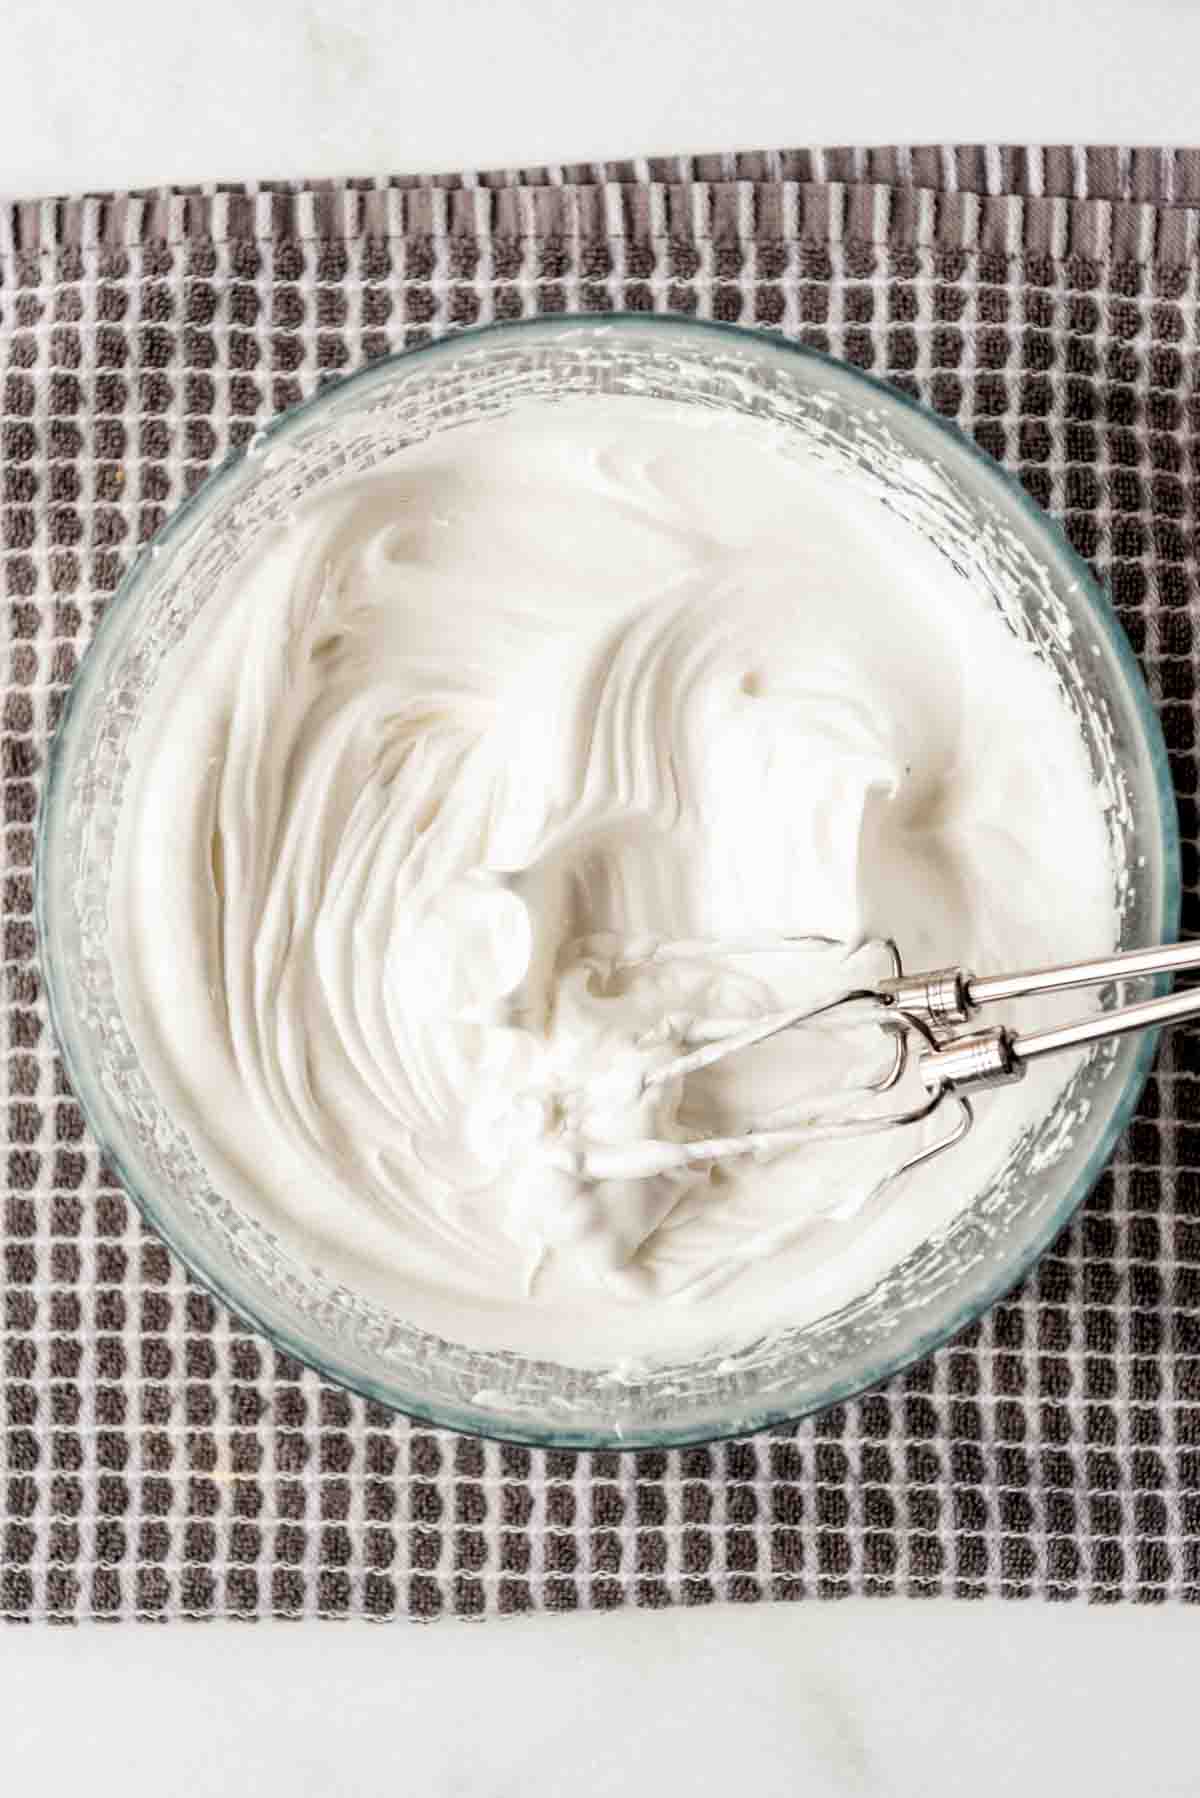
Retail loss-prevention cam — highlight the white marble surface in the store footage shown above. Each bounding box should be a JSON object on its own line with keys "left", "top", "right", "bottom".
{"left": 6, "top": 1, "right": 1200, "bottom": 1790}
{"left": 4, "top": 0, "right": 1200, "bottom": 196}
{"left": 3, "top": 1600, "right": 1199, "bottom": 1796}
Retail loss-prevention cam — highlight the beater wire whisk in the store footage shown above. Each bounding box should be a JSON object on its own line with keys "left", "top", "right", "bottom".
{"left": 577, "top": 936, "right": 1200, "bottom": 1185}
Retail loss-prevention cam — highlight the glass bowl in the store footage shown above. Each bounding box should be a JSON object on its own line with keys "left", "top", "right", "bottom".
{"left": 37, "top": 316, "right": 1178, "bottom": 1448}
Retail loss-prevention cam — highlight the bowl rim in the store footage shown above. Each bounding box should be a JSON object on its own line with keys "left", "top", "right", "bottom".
{"left": 36, "top": 312, "right": 1181, "bottom": 1449}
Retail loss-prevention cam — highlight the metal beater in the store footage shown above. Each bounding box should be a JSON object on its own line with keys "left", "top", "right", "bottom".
{"left": 579, "top": 936, "right": 1200, "bottom": 1184}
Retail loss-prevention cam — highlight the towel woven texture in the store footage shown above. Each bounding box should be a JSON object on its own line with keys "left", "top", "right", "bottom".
{"left": 3, "top": 146, "right": 1200, "bottom": 1618}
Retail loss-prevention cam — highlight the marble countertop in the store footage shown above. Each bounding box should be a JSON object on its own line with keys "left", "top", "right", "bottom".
{"left": 6, "top": 1, "right": 1200, "bottom": 1791}
{"left": 5, "top": 0, "right": 1200, "bottom": 197}
{"left": 3, "top": 1598, "right": 1198, "bottom": 1796}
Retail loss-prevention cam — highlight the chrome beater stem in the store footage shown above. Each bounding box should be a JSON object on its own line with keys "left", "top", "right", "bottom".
{"left": 918, "top": 978, "right": 1200, "bottom": 1096}
{"left": 881, "top": 936, "right": 1200, "bottom": 1029}
{"left": 595, "top": 934, "right": 1200, "bottom": 1187}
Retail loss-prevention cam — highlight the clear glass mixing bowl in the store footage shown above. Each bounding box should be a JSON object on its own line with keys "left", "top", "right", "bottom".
{"left": 37, "top": 316, "right": 1179, "bottom": 1448}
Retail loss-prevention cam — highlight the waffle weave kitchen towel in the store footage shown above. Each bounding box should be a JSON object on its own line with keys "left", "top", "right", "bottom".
{"left": 4, "top": 146, "right": 1200, "bottom": 1620}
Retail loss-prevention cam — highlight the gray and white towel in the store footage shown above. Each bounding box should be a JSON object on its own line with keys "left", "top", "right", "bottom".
{"left": 3, "top": 146, "right": 1199, "bottom": 1618}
